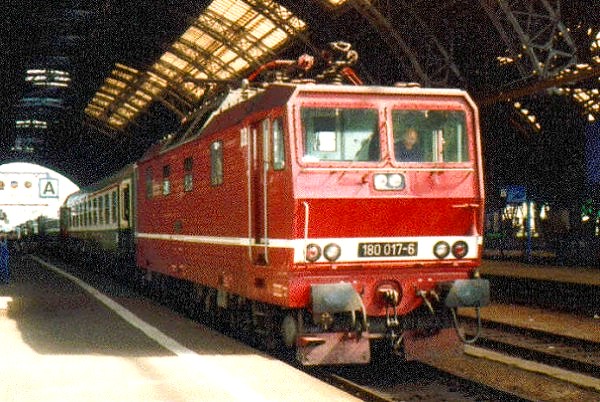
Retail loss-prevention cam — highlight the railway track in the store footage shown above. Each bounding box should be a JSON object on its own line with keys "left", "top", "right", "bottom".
{"left": 463, "top": 319, "right": 600, "bottom": 386}
{"left": 308, "top": 362, "right": 528, "bottom": 401}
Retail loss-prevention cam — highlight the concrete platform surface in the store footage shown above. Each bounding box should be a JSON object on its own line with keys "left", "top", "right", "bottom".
{"left": 0, "top": 255, "right": 359, "bottom": 402}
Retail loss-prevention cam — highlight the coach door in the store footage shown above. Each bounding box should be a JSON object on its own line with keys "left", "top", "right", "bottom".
{"left": 247, "top": 119, "right": 270, "bottom": 265}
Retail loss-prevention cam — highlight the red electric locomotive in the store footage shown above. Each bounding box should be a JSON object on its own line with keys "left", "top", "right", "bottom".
{"left": 133, "top": 43, "right": 489, "bottom": 365}
{"left": 59, "top": 43, "right": 488, "bottom": 364}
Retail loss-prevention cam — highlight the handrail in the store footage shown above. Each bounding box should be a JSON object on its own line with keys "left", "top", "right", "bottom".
{"left": 303, "top": 201, "right": 309, "bottom": 260}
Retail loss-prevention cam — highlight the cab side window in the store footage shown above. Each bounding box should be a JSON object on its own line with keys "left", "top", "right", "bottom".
{"left": 210, "top": 141, "right": 223, "bottom": 186}
{"left": 272, "top": 118, "right": 285, "bottom": 170}
{"left": 145, "top": 167, "right": 154, "bottom": 198}
{"left": 183, "top": 157, "right": 193, "bottom": 192}
{"left": 162, "top": 165, "right": 171, "bottom": 195}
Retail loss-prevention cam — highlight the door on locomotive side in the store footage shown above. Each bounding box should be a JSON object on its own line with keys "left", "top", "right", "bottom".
{"left": 245, "top": 115, "right": 289, "bottom": 268}
{"left": 246, "top": 119, "right": 270, "bottom": 266}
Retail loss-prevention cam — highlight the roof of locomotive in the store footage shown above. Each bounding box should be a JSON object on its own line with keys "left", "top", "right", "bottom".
{"left": 152, "top": 80, "right": 477, "bottom": 156}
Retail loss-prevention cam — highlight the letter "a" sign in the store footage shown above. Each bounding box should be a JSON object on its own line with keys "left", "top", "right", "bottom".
{"left": 39, "top": 178, "right": 59, "bottom": 198}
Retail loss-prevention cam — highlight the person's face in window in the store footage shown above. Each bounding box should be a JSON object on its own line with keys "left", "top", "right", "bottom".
{"left": 403, "top": 129, "right": 418, "bottom": 150}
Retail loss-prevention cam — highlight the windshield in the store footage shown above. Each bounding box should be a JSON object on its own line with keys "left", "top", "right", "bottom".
{"left": 392, "top": 110, "right": 469, "bottom": 163}
{"left": 300, "top": 107, "right": 470, "bottom": 164}
{"left": 301, "top": 107, "right": 379, "bottom": 162}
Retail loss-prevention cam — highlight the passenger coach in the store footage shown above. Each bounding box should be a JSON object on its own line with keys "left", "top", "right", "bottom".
{"left": 60, "top": 165, "right": 136, "bottom": 269}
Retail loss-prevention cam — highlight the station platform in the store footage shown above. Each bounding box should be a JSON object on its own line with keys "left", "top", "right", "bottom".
{"left": 0, "top": 255, "right": 358, "bottom": 402}
{"left": 459, "top": 259, "right": 600, "bottom": 343}
{"left": 479, "top": 259, "right": 600, "bottom": 287}
{"left": 461, "top": 302, "right": 600, "bottom": 343}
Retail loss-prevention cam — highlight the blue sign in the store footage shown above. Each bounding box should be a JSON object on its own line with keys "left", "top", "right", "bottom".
{"left": 503, "top": 185, "right": 526, "bottom": 203}
{"left": 585, "top": 122, "right": 600, "bottom": 185}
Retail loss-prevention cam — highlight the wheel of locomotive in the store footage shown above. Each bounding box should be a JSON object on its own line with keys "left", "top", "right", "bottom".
{"left": 229, "top": 296, "right": 254, "bottom": 342}
{"left": 202, "top": 288, "right": 219, "bottom": 328}
{"left": 251, "top": 302, "right": 282, "bottom": 352}
{"left": 184, "top": 284, "right": 205, "bottom": 319}
{"left": 136, "top": 269, "right": 154, "bottom": 296}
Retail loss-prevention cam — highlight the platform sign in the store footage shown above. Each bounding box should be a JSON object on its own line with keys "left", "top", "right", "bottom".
{"left": 39, "top": 178, "right": 59, "bottom": 198}
{"left": 502, "top": 185, "right": 526, "bottom": 203}
{"left": 585, "top": 122, "right": 600, "bottom": 185}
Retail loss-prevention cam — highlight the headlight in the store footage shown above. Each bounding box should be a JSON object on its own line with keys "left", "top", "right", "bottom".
{"left": 433, "top": 241, "right": 450, "bottom": 259}
{"left": 305, "top": 243, "right": 321, "bottom": 262}
{"left": 374, "top": 174, "right": 388, "bottom": 189}
{"left": 323, "top": 243, "right": 341, "bottom": 261}
{"left": 387, "top": 174, "right": 404, "bottom": 188}
{"left": 452, "top": 241, "right": 469, "bottom": 259}
{"left": 373, "top": 173, "right": 405, "bottom": 190}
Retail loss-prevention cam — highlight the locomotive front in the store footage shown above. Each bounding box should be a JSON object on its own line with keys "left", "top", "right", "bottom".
{"left": 282, "top": 85, "right": 489, "bottom": 365}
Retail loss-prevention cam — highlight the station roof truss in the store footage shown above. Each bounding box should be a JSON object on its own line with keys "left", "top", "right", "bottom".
{"left": 85, "top": 0, "right": 307, "bottom": 133}
{"left": 82, "top": 0, "right": 600, "bottom": 136}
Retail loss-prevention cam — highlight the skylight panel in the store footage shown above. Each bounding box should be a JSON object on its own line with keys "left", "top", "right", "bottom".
{"left": 129, "top": 92, "right": 151, "bottom": 109}
{"left": 116, "top": 106, "right": 136, "bottom": 119}
{"left": 247, "top": 16, "right": 277, "bottom": 39}
{"left": 135, "top": 90, "right": 152, "bottom": 102}
{"left": 96, "top": 93, "right": 116, "bottom": 102}
{"left": 322, "top": 0, "right": 348, "bottom": 6}
{"left": 100, "top": 85, "right": 122, "bottom": 97}
{"left": 209, "top": 0, "right": 252, "bottom": 22}
{"left": 173, "top": 42, "right": 200, "bottom": 61}
{"left": 122, "top": 102, "right": 139, "bottom": 113}
{"left": 112, "top": 70, "right": 136, "bottom": 83}
{"left": 181, "top": 26, "right": 204, "bottom": 43}
{"left": 217, "top": 48, "right": 238, "bottom": 64}
{"left": 108, "top": 115, "right": 126, "bottom": 128}
{"left": 140, "top": 81, "right": 163, "bottom": 96}
{"left": 153, "top": 62, "right": 179, "bottom": 80}
{"left": 85, "top": 106, "right": 103, "bottom": 118}
{"left": 106, "top": 77, "right": 128, "bottom": 89}
{"left": 228, "top": 58, "right": 250, "bottom": 73}
{"left": 161, "top": 52, "right": 190, "bottom": 71}
{"left": 91, "top": 98, "right": 111, "bottom": 108}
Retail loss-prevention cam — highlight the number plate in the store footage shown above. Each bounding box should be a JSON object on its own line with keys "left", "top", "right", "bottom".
{"left": 358, "top": 242, "right": 418, "bottom": 257}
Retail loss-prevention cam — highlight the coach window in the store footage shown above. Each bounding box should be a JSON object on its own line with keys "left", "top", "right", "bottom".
{"left": 145, "top": 167, "right": 153, "bottom": 199}
{"left": 111, "top": 191, "right": 117, "bottom": 223}
{"left": 162, "top": 165, "right": 171, "bottom": 195}
{"left": 122, "top": 183, "right": 131, "bottom": 225}
{"left": 183, "top": 157, "right": 193, "bottom": 192}
{"left": 210, "top": 141, "right": 223, "bottom": 186}
{"left": 83, "top": 202, "right": 88, "bottom": 226}
{"left": 87, "top": 200, "right": 91, "bottom": 226}
{"left": 98, "top": 196, "right": 104, "bottom": 225}
{"left": 93, "top": 198, "right": 98, "bottom": 225}
{"left": 272, "top": 117, "right": 285, "bottom": 170}
{"left": 104, "top": 194, "right": 110, "bottom": 224}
